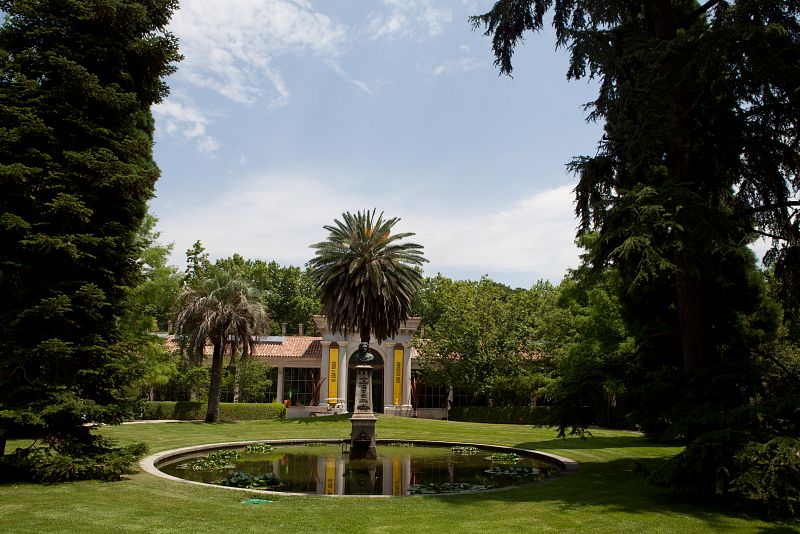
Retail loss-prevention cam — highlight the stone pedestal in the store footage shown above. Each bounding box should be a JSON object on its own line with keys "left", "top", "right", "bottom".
{"left": 350, "top": 365, "right": 377, "bottom": 459}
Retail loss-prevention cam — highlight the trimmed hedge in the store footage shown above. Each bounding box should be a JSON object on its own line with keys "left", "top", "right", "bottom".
{"left": 138, "top": 401, "right": 286, "bottom": 421}
{"left": 450, "top": 406, "right": 575, "bottom": 426}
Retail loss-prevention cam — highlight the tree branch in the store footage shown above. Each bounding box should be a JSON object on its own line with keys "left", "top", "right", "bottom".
{"left": 753, "top": 348, "right": 800, "bottom": 383}
{"left": 691, "top": 0, "right": 725, "bottom": 20}
{"left": 746, "top": 227, "right": 790, "bottom": 242}
{"left": 742, "top": 201, "right": 800, "bottom": 216}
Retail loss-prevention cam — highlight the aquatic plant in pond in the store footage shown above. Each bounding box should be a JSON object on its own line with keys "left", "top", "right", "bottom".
{"left": 487, "top": 452, "right": 520, "bottom": 463}
{"left": 408, "top": 482, "right": 489, "bottom": 494}
{"left": 216, "top": 471, "right": 281, "bottom": 489}
{"left": 451, "top": 446, "right": 481, "bottom": 455}
{"left": 485, "top": 465, "right": 543, "bottom": 478}
{"left": 176, "top": 450, "right": 239, "bottom": 471}
{"left": 158, "top": 443, "right": 559, "bottom": 496}
{"left": 243, "top": 443, "right": 273, "bottom": 454}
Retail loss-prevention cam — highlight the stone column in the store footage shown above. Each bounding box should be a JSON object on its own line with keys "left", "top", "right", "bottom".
{"left": 382, "top": 456, "right": 392, "bottom": 495}
{"left": 402, "top": 342, "right": 412, "bottom": 407}
{"left": 337, "top": 344, "right": 348, "bottom": 408}
{"left": 383, "top": 342, "right": 394, "bottom": 413}
{"left": 276, "top": 366, "right": 285, "bottom": 401}
{"left": 335, "top": 457, "right": 345, "bottom": 495}
{"left": 320, "top": 341, "right": 330, "bottom": 404}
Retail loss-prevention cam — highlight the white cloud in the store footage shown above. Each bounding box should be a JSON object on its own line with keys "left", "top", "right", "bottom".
{"left": 326, "top": 60, "right": 373, "bottom": 94}
{"left": 169, "top": 0, "right": 348, "bottom": 108}
{"left": 159, "top": 172, "right": 362, "bottom": 269}
{"left": 158, "top": 171, "right": 580, "bottom": 286}
{"left": 368, "top": 0, "right": 453, "bottom": 39}
{"left": 153, "top": 97, "right": 219, "bottom": 155}
{"left": 432, "top": 56, "right": 484, "bottom": 77}
{"left": 405, "top": 186, "right": 580, "bottom": 284}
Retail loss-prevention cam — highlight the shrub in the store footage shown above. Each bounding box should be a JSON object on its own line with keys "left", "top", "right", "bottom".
{"left": 730, "top": 436, "right": 800, "bottom": 517}
{"left": 449, "top": 406, "right": 562, "bottom": 425}
{"left": 653, "top": 430, "right": 800, "bottom": 518}
{"left": 0, "top": 436, "right": 146, "bottom": 483}
{"left": 137, "top": 401, "right": 285, "bottom": 421}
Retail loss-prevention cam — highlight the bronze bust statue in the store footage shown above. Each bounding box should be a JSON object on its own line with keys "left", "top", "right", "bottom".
{"left": 356, "top": 341, "right": 374, "bottom": 363}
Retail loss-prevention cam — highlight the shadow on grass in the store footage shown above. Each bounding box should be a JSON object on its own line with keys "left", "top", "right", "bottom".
{"left": 515, "top": 434, "right": 667, "bottom": 450}
{"left": 424, "top": 455, "right": 794, "bottom": 531}
{"left": 276, "top": 414, "right": 352, "bottom": 425}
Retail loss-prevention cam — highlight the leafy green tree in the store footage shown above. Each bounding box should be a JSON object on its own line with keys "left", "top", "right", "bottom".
{"left": 127, "top": 213, "right": 183, "bottom": 331}
{"left": 235, "top": 359, "right": 273, "bottom": 403}
{"left": 173, "top": 269, "right": 269, "bottom": 422}
{"left": 414, "top": 275, "right": 561, "bottom": 405}
{"left": 184, "top": 240, "right": 211, "bottom": 283}
{"left": 550, "top": 265, "right": 635, "bottom": 433}
{"left": 0, "top": 0, "right": 179, "bottom": 478}
{"left": 415, "top": 277, "right": 517, "bottom": 400}
{"left": 308, "top": 209, "right": 427, "bottom": 344}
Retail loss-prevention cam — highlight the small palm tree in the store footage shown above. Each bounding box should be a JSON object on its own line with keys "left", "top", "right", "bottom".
{"left": 173, "top": 268, "right": 269, "bottom": 422}
{"left": 308, "top": 209, "right": 427, "bottom": 347}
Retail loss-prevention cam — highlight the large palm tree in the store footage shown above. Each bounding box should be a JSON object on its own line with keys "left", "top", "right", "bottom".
{"left": 308, "top": 210, "right": 427, "bottom": 348}
{"left": 173, "top": 269, "right": 269, "bottom": 422}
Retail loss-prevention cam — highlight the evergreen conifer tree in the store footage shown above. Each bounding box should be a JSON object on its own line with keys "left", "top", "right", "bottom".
{"left": 0, "top": 0, "right": 180, "bottom": 480}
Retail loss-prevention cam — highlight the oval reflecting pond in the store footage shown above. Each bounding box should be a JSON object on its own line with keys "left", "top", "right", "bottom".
{"left": 158, "top": 443, "right": 559, "bottom": 496}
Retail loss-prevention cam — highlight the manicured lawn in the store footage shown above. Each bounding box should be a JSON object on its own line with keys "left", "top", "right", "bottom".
{"left": 2, "top": 416, "right": 796, "bottom": 533}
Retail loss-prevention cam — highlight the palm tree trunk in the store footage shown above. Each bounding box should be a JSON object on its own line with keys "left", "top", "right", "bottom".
{"left": 206, "top": 340, "right": 224, "bottom": 422}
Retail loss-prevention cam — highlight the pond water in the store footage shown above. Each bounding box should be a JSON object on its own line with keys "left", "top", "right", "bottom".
{"left": 158, "top": 442, "right": 559, "bottom": 496}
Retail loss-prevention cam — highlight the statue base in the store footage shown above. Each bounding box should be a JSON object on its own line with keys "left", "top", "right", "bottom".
{"left": 350, "top": 365, "right": 377, "bottom": 459}
{"left": 350, "top": 413, "right": 377, "bottom": 459}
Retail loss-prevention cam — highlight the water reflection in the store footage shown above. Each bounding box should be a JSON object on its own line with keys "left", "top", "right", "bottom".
{"left": 160, "top": 444, "right": 557, "bottom": 496}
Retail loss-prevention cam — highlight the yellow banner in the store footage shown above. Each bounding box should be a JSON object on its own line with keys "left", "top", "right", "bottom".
{"left": 392, "top": 456, "right": 402, "bottom": 496}
{"left": 325, "top": 459, "right": 336, "bottom": 495}
{"left": 393, "top": 347, "right": 403, "bottom": 405}
{"left": 328, "top": 346, "right": 338, "bottom": 403}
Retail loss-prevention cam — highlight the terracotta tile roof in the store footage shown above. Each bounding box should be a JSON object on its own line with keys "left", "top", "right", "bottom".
{"left": 162, "top": 335, "right": 321, "bottom": 359}
{"left": 251, "top": 336, "right": 321, "bottom": 359}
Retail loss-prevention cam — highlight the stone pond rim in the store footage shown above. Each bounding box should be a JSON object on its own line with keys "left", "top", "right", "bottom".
{"left": 140, "top": 438, "right": 579, "bottom": 498}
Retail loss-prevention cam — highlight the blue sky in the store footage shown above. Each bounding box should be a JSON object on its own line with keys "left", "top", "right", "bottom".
{"left": 150, "top": 0, "right": 605, "bottom": 289}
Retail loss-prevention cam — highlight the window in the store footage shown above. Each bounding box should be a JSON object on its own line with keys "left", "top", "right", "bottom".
{"left": 284, "top": 367, "right": 320, "bottom": 406}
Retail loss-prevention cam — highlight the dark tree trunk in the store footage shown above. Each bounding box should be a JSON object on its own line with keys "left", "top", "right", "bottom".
{"left": 0, "top": 429, "right": 6, "bottom": 457}
{"left": 675, "top": 256, "right": 712, "bottom": 370}
{"left": 648, "top": 0, "right": 714, "bottom": 371}
{"left": 206, "top": 340, "right": 224, "bottom": 422}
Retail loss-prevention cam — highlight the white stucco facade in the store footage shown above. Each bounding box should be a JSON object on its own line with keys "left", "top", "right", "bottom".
{"left": 313, "top": 315, "right": 420, "bottom": 416}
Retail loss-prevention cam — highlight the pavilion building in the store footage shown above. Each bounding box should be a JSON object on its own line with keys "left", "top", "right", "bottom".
{"left": 166, "top": 315, "right": 448, "bottom": 419}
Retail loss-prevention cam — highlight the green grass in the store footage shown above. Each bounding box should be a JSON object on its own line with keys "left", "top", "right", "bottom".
{"left": 2, "top": 416, "right": 797, "bottom": 533}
